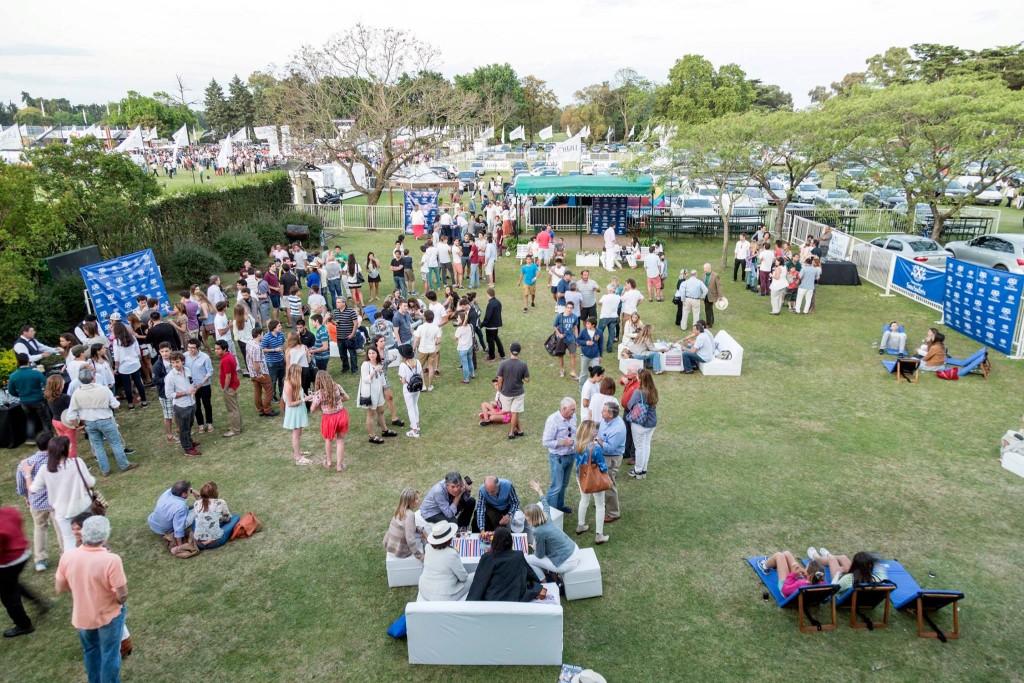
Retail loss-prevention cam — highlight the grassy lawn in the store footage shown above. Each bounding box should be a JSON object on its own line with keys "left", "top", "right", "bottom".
{"left": 4, "top": 232, "right": 1022, "bottom": 681}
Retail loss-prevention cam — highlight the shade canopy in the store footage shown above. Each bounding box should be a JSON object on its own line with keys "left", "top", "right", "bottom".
{"left": 513, "top": 174, "right": 654, "bottom": 197}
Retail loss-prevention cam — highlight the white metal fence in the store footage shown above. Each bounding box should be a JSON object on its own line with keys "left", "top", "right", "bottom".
{"left": 526, "top": 206, "right": 590, "bottom": 231}
{"left": 285, "top": 203, "right": 405, "bottom": 231}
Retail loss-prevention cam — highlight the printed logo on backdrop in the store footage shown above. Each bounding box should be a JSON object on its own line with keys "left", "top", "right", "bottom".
{"left": 403, "top": 190, "right": 439, "bottom": 235}
{"left": 80, "top": 249, "right": 171, "bottom": 335}
{"left": 943, "top": 258, "right": 1023, "bottom": 355}
{"left": 891, "top": 256, "right": 944, "bottom": 305}
{"left": 590, "top": 197, "right": 628, "bottom": 235}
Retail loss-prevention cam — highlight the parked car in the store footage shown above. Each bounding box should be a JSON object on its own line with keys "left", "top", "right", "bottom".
{"left": 766, "top": 179, "right": 789, "bottom": 203}
{"left": 672, "top": 197, "right": 718, "bottom": 217}
{"left": 739, "top": 187, "right": 769, "bottom": 208}
{"left": 457, "top": 171, "right": 477, "bottom": 191}
{"left": 429, "top": 165, "right": 456, "bottom": 180}
{"left": 945, "top": 234, "right": 1024, "bottom": 273}
{"left": 609, "top": 162, "right": 623, "bottom": 176}
{"left": 863, "top": 235, "right": 948, "bottom": 268}
{"left": 594, "top": 167, "right": 611, "bottom": 176}
{"left": 696, "top": 186, "right": 721, "bottom": 208}
{"left": 795, "top": 182, "right": 821, "bottom": 202}
{"left": 862, "top": 187, "right": 906, "bottom": 209}
{"left": 842, "top": 165, "right": 867, "bottom": 179}
{"left": 973, "top": 184, "right": 1003, "bottom": 206}
{"left": 580, "top": 162, "right": 595, "bottom": 176}
{"left": 804, "top": 170, "right": 821, "bottom": 184}
{"left": 942, "top": 179, "right": 969, "bottom": 199}
{"left": 728, "top": 207, "right": 764, "bottom": 230}
{"left": 892, "top": 202, "right": 934, "bottom": 230}
{"left": 511, "top": 161, "right": 527, "bottom": 171}
{"left": 814, "top": 189, "right": 860, "bottom": 209}
{"left": 469, "top": 161, "right": 485, "bottom": 177}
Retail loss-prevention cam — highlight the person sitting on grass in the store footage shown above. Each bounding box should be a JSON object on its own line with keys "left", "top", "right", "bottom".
{"left": 192, "top": 482, "right": 240, "bottom": 551}
{"left": 757, "top": 550, "right": 826, "bottom": 598}
{"left": 915, "top": 328, "right": 947, "bottom": 371}
{"left": 467, "top": 527, "right": 545, "bottom": 603}
{"left": 807, "top": 548, "right": 887, "bottom": 592}
{"left": 478, "top": 380, "right": 511, "bottom": 426}
{"left": 878, "top": 321, "right": 908, "bottom": 356}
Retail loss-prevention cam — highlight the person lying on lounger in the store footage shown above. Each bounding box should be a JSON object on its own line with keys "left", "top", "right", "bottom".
{"left": 878, "top": 321, "right": 907, "bottom": 356}
{"left": 758, "top": 550, "right": 826, "bottom": 598}
{"left": 806, "top": 548, "right": 887, "bottom": 592}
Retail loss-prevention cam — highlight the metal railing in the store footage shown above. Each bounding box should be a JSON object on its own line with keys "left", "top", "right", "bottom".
{"left": 526, "top": 206, "right": 590, "bottom": 231}
{"left": 285, "top": 203, "right": 405, "bottom": 231}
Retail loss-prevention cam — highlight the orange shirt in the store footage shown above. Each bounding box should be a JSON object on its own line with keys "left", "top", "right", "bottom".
{"left": 55, "top": 545, "right": 127, "bottom": 630}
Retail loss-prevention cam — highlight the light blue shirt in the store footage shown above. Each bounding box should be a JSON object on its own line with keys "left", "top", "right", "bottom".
{"left": 184, "top": 350, "right": 213, "bottom": 387}
{"left": 148, "top": 488, "right": 190, "bottom": 539}
{"left": 692, "top": 330, "right": 716, "bottom": 362}
{"left": 680, "top": 277, "right": 708, "bottom": 299}
{"left": 597, "top": 416, "right": 626, "bottom": 456}
{"left": 542, "top": 410, "right": 577, "bottom": 456}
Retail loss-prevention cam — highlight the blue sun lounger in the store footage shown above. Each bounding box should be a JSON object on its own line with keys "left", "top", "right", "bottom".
{"left": 946, "top": 347, "right": 990, "bottom": 379}
{"left": 746, "top": 557, "right": 839, "bottom": 632}
{"left": 881, "top": 560, "right": 964, "bottom": 641}
{"left": 819, "top": 566, "right": 897, "bottom": 630}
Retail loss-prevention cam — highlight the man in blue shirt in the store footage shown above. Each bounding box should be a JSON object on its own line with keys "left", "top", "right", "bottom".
{"left": 474, "top": 476, "right": 522, "bottom": 532}
{"left": 261, "top": 320, "right": 286, "bottom": 400}
{"left": 576, "top": 316, "right": 603, "bottom": 392}
{"left": 518, "top": 255, "right": 540, "bottom": 313}
{"left": 597, "top": 402, "right": 627, "bottom": 523}
{"left": 15, "top": 431, "right": 60, "bottom": 570}
{"left": 421, "top": 472, "right": 476, "bottom": 530}
{"left": 552, "top": 302, "right": 579, "bottom": 379}
{"left": 185, "top": 339, "right": 215, "bottom": 433}
{"left": 147, "top": 480, "right": 196, "bottom": 552}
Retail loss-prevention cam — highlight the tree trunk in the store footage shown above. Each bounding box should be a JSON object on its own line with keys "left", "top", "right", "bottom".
{"left": 775, "top": 197, "right": 789, "bottom": 235}
{"left": 930, "top": 211, "right": 945, "bottom": 242}
{"left": 366, "top": 186, "right": 382, "bottom": 230}
{"left": 720, "top": 216, "right": 731, "bottom": 272}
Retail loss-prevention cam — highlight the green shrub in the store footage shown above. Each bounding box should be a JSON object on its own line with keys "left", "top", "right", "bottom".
{"left": 0, "top": 273, "right": 87, "bottom": 344}
{"left": 0, "top": 349, "right": 17, "bottom": 385}
{"left": 167, "top": 245, "right": 225, "bottom": 289}
{"left": 249, "top": 217, "right": 287, "bottom": 252}
{"left": 278, "top": 210, "right": 325, "bottom": 246}
{"left": 213, "top": 229, "right": 266, "bottom": 271}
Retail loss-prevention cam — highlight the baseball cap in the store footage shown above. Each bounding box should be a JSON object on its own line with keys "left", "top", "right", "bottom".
{"left": 510, "top": 342, "right": 522, "bottom": 354}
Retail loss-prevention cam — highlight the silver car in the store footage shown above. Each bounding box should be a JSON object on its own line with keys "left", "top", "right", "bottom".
{"left": 945, "top": 234, "right": 1024, "bottom": 274}
{"left": 867, "top": 235, "right": 948, "bottom": 268}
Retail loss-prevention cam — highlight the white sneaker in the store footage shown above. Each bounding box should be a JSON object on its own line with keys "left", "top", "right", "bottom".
{"left": 818, "top": 547, "right": 832, "bottom": 559}
{"left": 595, "top": 533, "right": 609, "bottom": 544}
{"left": 406, "top": 430, "right": 420, "bottom": 438}
{"left": 807, "top": 547, "right": 819, "bottom": 561}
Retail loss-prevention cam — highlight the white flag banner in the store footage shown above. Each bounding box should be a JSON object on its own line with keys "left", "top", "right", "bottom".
{"left": 538, "top": 125, "right": 553, "bottom": 141}
{"left": 628, "top": 125, "right": 635, "bottom": 140}
{"left": 280, "top": 125, "right": 293, "bottom": 155}
{"left": 566, "top": 125, "right": 572, "bottom": 138}
{"left": 172, "top": 124, "right": 189, "bottom": 147}
{"left": 607, "top": 127, "right": 614, "bottom": 142}
{"left": 217, "top": 138, "right": 233, "bottom": 168}
{"left": 0, "top": 124, "right": 23, "bottom": 150}
{"left": 550, "top": 133, "right": 584, "bottom": 162}
{"left": 482, "top": 126, "right": 494, "bottom": 139}
{"left": 641, "top": 124, "right": 650, "bottom": 142}
{"left": 580, "top": 125, "right": 591, "bottom": 139}
{"left": 501, "top": 127, "right": 505, "bottom": 144}
{"left": 231, "top": 127, "right": 248, "bottom": 142}
{"left": 509, "top": 125, "right": 524, "bottom": 141}
{"left": 115, "top": 126, "right": 144, "bottom": 152}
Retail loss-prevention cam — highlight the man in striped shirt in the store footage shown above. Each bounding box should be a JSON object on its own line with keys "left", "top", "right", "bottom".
{"left": 310, "top": 315, "right": 331, "bottom": 372}
{"left": 331, "top": 298, "right": 359, "bottom": 374}
{"left": 246, "top": 327, "right": 277, "bottom": 417}
{"left": 260, "top": 320, "right": 286, "bottom": 401}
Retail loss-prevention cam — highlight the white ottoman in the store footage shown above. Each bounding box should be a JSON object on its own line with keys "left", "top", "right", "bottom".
{"left": 546, "top": 503, "right": 564, "bottom": 531}
{"left": 386, "top": 553, "right": 423, "bottom": 588}
{"left": 563, "top": 547, "right": 603, "bottom": 600}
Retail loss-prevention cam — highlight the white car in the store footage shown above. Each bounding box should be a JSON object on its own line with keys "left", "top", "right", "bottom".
{"left": 766, "top": 179, "right": 788, "bottom": 203}
{"left": 695, "top": 186, "right": 721, "bottom": 209}
{"left": 974, "top": 184, "right": 1003, "bottom": 206}
{"left": 795, "top": 183, "right": 820, "bottom": 202}
{"left": 672, "top": 196, "right": 718, "bottom": 217}
{"left": 739, "top": 187, "right": 769, "bottom": 208}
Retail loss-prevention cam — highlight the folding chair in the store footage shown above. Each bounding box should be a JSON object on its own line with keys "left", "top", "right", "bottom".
{"left": 362, "top": 304, "right": 379, "bottom": 324}
{"left": 746, "top": 557, "right": 839, "bottom": 632}
{"left": 884, "top": 561, "right": 964, "bottom": 641}
{"left": 835, "top": 581, "right": 897, "bottom": 630}
{"left": 882, "top": 358, "right": 919, "bottom": 383}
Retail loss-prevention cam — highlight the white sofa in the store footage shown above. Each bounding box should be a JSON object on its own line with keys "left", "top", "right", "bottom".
{"left": 1002, "top": 450, "right": 1024, "bottom": 479}
{"left": 406, "top": 586, "right": 563, "bottom": 665}
{"left": 698, "top": 330, "right": 743, "bottom": 377}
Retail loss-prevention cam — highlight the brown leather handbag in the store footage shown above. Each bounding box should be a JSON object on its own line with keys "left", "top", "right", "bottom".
{"left": 578, "top": 445, "right": 613, "bottom": 494}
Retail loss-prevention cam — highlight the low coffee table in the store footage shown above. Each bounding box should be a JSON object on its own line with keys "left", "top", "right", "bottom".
{"left": 455, "top": 533, "right": 528, "bottom": 572}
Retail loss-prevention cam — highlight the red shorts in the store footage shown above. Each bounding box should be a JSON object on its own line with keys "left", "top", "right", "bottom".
{"left": 320, "top": 408, "right": 349, "bottom": 439}
{"left": 647, "top": 276, "right": 662, "bottom": 288}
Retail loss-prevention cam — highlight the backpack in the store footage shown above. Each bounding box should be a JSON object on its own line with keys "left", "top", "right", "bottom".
{"left": 405, "top": 364, "right": 424, "bottom": 393}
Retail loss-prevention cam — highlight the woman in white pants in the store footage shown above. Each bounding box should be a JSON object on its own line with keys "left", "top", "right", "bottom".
{"left": 573, "top": 420, "right": 610, "bottom": 544}
{"left": 397, "top": 344, "right": 422, "bottom": 438}
{"left": 769, "top": 259, "right": 788, "bottom": 315}
{"left": 626, "top": 369, "right": 659, "bottom": 480}
{"left": 524, "top": 484, "right": 582, "bottom": 579}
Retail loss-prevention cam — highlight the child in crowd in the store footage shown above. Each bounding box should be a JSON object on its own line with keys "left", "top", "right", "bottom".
{"left": 282, "top": 364, "right": 312, "bottom": 466}
{"left": 479, "top": 380, "right": 511, "bottom": 426}
{"left": 308, "top": 370, "right": 350, "bottom": 472}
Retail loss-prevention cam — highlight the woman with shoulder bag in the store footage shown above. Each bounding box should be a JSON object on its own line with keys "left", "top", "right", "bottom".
{"left": 360, "top": 347, "right": 395, "bottom": 444}
{"left": 28, "top": 436, "right": 96, "bottom": 551}
{"left": 573, "top": 420, "right": 610, "bottom": 545}
{"left": 626, "top": 369, "right": 659, "bottom": 480}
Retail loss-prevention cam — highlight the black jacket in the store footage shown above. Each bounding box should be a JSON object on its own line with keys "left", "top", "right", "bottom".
{"left": 151, "top": 357, "right": 172, "bottom": 399}
{"left": 467, "top": 550, "right": 542, "bottom": 603}
{"left": 482, "top": 298, "right": 502, "bottom": 329}
{"left": 147, "top": 322, "right": 181, "bottom": 352}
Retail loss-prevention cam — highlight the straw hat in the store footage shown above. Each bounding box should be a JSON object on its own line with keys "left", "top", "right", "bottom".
{"left": 428, "top": 521, "right": 457, "bottom": 545}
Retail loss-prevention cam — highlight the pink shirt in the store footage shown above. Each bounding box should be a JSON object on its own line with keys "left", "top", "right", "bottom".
{"left": 781, "top": 573, "right": 810, "bottom": 598}
{"left": 536, "top": 231, "right": 551, "bottom": 249}
{"left": 56, "top": 545, "right": 127, "bottom": 629}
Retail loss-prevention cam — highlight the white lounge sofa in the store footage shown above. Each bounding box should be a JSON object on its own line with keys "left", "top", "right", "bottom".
{"left": 698, "top": 330, "right": 743, "bottom": 377}
{"left": 406, "top": 586, "right": 563, "bottom": 665}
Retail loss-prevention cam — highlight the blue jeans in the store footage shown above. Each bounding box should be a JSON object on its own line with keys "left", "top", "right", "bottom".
{"left": 469, "top": 263, "right": 480, "bottom": 288}
{"left": 78, "top": 603, "right": 125, "bottom": 683}
{"left": 598, "top": 317, "right": 619, "bottom": 353}
{"left": 634, "top": 351, "right": 663, "bottom": 373}
{"left": 195, "top": 514, "right": 240, "bottom": 550}
{"left": 547, "top": 453, "right": 574, "bottom": 511}
{"left": 258, "top": 301, "right": 271, "bottom": 325}
{"left": 393, "top": 275, "right": 407, "bottom": 297}
{"left": 428, "top": 267, "right": 442, "bottom": 291}
{"left": 84, "top": 418, "right": 131, "bottom": 474}
{"left": 327, "top": 279, "right": 343, "bottom": 308}
{"left": 682, "top": 350, "right": 703, "bottom": 372}
{"left": 458, "top": 348, "right": 475, "bottom": 382}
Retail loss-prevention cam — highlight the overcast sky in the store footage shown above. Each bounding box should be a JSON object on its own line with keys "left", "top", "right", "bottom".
{"left": 2, "top": 0, "right": 1018, "bottom": 112}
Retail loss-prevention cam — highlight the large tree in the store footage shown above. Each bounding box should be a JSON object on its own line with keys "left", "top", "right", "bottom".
{"left": 288, "top": 24, "right": 475, "bottom": 206}
{"left": 226, "top": 74, "right": 255, "bottom": 138}
{"left": 27, "top": 137, "right": 161, "bottom": 257}
{"left": 654, "top": 55, "right": 754, "bottom": 124}
{"left": 845, "top": 77, "right": 1024, "bottom": 240}
{"left": 520, "top": 75, "right": 559, "bottom": 143}
{"left": 0, "top": 165, "right": 63, "bottom": 304}
{"left": 203, "top": 79, "right": 229, "bottom": 138}
{"left": 105, "top": 91, "right": 196, "bottom": 138}
{"left": 454, "top": 63, "right": 525, "bottom": 133}
{"left": 611, "top": 68, "right": 656, "bottom": 141}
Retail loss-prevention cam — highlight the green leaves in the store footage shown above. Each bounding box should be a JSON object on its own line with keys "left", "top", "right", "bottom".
{"left": 0, "top": 164, "right": 65, "bottom": 304}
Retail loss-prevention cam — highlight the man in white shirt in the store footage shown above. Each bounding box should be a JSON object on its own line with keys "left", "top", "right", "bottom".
{"left": 642, "top": 246, "right": 662, "bottom": 301}
{"left": 733, "top": 234, "right": 751, "bottom": 282}
{"left": 425, "top": 242, "right": 441, "bottom": 291}
{"left": 213, "top": 301, "right": 235, "bottom": 359}
{"left": 439, "top": 208, "right": 453, "bottom": 238}
{"left": 597, "top": 284, "right": 621, "bottom": 354}
{"left": 437, "top": 236, "right": 454, "bottom": 286}
{"left": 13, "top": 326, "right": 56, "bottom": 363}
{"left": 412, "top": 310, "right": 442, "bottom": 391}
{"left": 307, "top": 285, "right": 327, "bottom": 318}
{"left": 207, "top": 276, "right": 226, "bottom": 307}
{"left": 66, "top": 366, "right": 138, "bottom": 474}
{"left": 619, "top": 278, "right": 644, "bottom": 332}
{"left": 548, "top": 258, "right": 566, "bottom": 306}
{"left": 757, "top": 244, "right": 775, "bottom": 296}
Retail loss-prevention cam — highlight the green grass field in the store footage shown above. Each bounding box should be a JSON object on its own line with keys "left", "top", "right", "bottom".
{"left": 5, "top": 232, "right": 1022, "bottom": 682}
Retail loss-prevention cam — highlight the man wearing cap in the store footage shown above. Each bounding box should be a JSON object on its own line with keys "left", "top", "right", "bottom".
{"left": 542, "top": 398, "right": 577, "bottom": 514}
{"left": 420, "top": 472, "right": 476, "bottom": 529}
{"left": 474, "top": 476, "right": 523, "bottom": 533}
{"left": 55, "top": 516, "right": 128, "bottom": 683}
{"left": 496, "top": 342, "right": 529, "bottom": 440}
{"left": 675, "top": 270, "right": 708, "bottom": 331}
{"left": 701, "top": 263, "right": 724, "bottom": 328}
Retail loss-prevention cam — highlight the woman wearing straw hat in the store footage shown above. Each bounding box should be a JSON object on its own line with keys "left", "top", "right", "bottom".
{"left": 418, "top": 522, "right": 473, "bottom": 601}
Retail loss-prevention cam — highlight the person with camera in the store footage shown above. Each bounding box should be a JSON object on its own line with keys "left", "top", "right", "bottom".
{"left": 146, "top": 480, "right": 198, "bottom": 556}
{"left": 420, "top": 472, "right": 476, "bottom": 531}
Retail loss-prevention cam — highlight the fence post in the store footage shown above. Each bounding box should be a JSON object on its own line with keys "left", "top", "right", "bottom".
{"left": 880, "top": 252, "right": 896, "bottom": 297}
